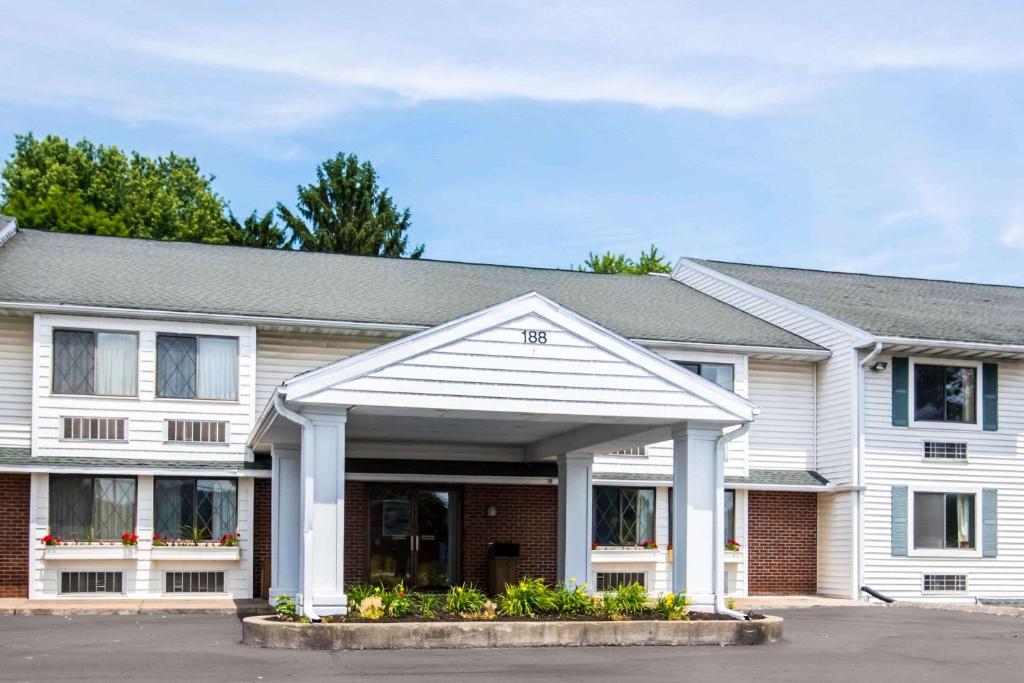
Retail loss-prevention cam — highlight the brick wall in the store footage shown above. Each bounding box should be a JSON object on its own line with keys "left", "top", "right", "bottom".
{"left": 462, "top": 484, "right": 557, "bottom": 590}
{"left": 341, "top": 482, "right": 558, "bottom": 590}
{"left": 344, "top": 481, "right": 368, "bottom": 585}
{"left": 747, "top": 490, "right": 817, "bottom": 595}
{"left": 0, "top": 474, "right": 29, "bottom": 598}
{"left": 252, "top": 477, "right": 272, "bottom": 598}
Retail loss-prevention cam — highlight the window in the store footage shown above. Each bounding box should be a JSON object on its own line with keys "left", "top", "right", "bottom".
{"left": 49, "top": 476, "right": 136, "bottom": 540}
{"left": 914, "top": 363, "right": 976, "bottom": 424}
{"left": 62, "top": 417, "right": 127, "bottom": 441}
{"left": 53, "top": 330, "right": 137, "bottom": 396}
{"left": 154, "top": 478, "right": 237, "bottom": 540}
{"left": 156, "top": 335, "right": 238, "bottom": 400}
{"left": 61, "top": 571, "right": 123, "bottom": 594}
{"left": 675, "top": 362, "right": 735, "bottom": 391}
{"left": 724, "top": 489, "right": 736, "bottom": 544}
{"left": 593, "top": 487, "right": 655, "bottom": 546}
{"left": 165, "top": 571, "right": 225, "bottom": 594}
{"left": 923, "top": 442, "right": 968, "bottom": 460}
{"left": 923, "top": 574, "right": 967, "bottom": 593}
{"left": 914, "top": 492, "right": 976, "bottom": 550}
{"left": 166, "top": 420, "right": 228, "bottom": 444}
{"left": 595, "top": 572, "right": 646, "bottom": 591}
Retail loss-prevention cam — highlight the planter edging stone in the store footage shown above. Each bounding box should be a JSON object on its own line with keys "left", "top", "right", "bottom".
{"left": 241, "top": 614, "right": 783, "bottom": 650}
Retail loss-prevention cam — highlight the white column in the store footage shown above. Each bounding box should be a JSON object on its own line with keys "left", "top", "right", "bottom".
{"left": 671, "top": 423, "right": 723, "bottom": 611}
{"left": 557, "top": 452, "right": 593, "bottom": 586}
{"left": 270, "top": 446, "right": 300, "bottom": 600}
{"left": 298, "top": 410, "right": 348, "bottom": 616}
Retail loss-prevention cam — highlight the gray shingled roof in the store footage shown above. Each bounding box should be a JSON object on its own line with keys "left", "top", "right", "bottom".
{"left": 0, "top": 229, "right": 819, "bottom": 349}
{"left": 0, "top": 447, "right": 270, "bottom": 473}
{"left": 593, "top": 469, "right": 830, "bottom": 488}
{"left": 694, "top": 258, "right": 1024, "bottom": 345}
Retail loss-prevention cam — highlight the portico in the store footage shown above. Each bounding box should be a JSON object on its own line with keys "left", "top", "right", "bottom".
{"left": 249, "top": 292, "right": 756, "bottom": 617}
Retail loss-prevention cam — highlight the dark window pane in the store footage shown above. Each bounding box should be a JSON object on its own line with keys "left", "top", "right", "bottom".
{"left": 154, "top": 478, "right": 194, "bottom": 538}
{"left": 914, "top": 365, "right": 946, "bottom": 421}
{"left": 196, "top": 479, "right": 237, "bottom": 539}
{"left": 592, "top": 487, "right": 655, "bottom": 546}
{"left": 593, "top": 487, "right": 619, "bottom": 545}
{"left": 92, "top": 478, "right": 136, "bottom": 539}
{"left": 677, "top": 362, "right": 701, "bottom": 375}
{"left": 946, "top": 494, "right": 975, "bottom": 549}
{"left": 157, "top": 336, "right": 197, "bottom": 398}
{"left": 49, "top": 476, "right": 93, "bottom": 539}
{"left": 724, "top": 489, "right": 736, "bottom": 543}
{"left": 53, "top": 330, "right": 95, "bottom": 395}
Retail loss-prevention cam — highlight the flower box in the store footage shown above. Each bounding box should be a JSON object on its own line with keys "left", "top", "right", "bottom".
{"left": 591, "top": 547, "right": 660, "bottom": 564}
{"left": 150, "top": 545, "right": 241, "bottom": 562}
{"left": 43, "top": 544, "right": 137, "bottom": 561}
{"left": 724, "top": 550, "right": 744, "bottom": 564}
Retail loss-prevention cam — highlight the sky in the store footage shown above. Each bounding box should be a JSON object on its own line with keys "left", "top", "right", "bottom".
{"left": 2, "top": 1, "right": 1024, "bottom": 283}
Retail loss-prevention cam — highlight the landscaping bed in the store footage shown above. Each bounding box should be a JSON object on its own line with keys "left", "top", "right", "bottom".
{"left": 243, "top": 578, "right": 782, "bottom": 650}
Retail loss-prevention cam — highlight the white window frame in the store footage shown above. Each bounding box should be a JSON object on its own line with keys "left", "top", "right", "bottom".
{"left": 51, "top": 328, "right": 140, "bottom": 398}
{"left": 154, "top": 333, "right": 241, "bottom": 402}
{"left": 908, "top": 357, "right": 982, "bottom": 432}
{"left": 907, "top": 484, "right": 983, "bottom": 558}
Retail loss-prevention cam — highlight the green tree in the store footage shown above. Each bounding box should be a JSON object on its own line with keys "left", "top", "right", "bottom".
{"left": 229, "top": 209, "right": 288, "bottom": 249}
{"left": 278, "top": 152, "right": 424, "bottom": 257}
{"left": 0, "top": 133, "right": 236, "bottom": 244}
{"left": 578, "top": 245, "right": 672, "bottom": 275}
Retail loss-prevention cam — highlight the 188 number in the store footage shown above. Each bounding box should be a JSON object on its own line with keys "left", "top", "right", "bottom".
{"left": 521, "top": 330, "right": 548, "bottom": 344}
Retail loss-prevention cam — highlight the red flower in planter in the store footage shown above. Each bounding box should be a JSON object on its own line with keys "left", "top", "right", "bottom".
{"left": 42, "top": 534, "right": 62, "bottom": 547}
{"left": 219, "top": 533, "right": 239, "bottom": 547}
{"left": 666, "top": 543, "right": 673, "bottom": 551}
{"left": 642, "top": 540, "right": 658, "bottom": 550}
{"left": 121, "top": 533, "right": 139, "bottom": 547}
{"left": 591, "top": 542, "right": 599, "bottom": 550}
{"left": 725, "top": 539, "right": 741, "bottom": 551}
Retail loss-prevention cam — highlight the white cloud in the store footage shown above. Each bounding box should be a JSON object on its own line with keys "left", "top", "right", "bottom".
{"left": 3, "top": 1, "right": 1024, "bottom": 131}
{"left": 1000, "top": 225, "right": 1024, "bottom": 247}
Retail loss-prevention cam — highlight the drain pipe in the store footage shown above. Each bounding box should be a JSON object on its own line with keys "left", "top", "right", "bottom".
{"left": 855, "top": 342, "right": 883, "bottom": 601}
{"left": 273, "top": 392, "right": 321, "bottom": 623}
{"left": 715, "top": 423, "right": 751, "bottom": 620}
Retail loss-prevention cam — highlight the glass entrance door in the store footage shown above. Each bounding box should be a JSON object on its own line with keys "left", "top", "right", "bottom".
{"left": 368, "top": 485, "right": 456, "bottom": 588}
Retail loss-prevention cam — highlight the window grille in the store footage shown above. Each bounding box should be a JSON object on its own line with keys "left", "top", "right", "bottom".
{"left": 165, "top": 571, "right": 225, "bottom": 594}
{"left": 595, "top": 572, "right": 646, "bottom": 591}
{"left": 923, "top": 574, "right": 967, "bottom": 592}
{"left": 166, "top": 420, "right": 228, "bottom": 444}
{"left": 60, "top": 571, "right": 123, "bottom": 594}
{"left": 605, "top": 446, "right": 647, "bottom": 457}
{"left": 62, "top": 417, "right": 127, "bottom": 441}
{"left": 923, "top": 442, "right": 967, "bottom": 460}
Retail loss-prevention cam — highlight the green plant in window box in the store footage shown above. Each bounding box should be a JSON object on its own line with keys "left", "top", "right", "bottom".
{"left": 218, "top": 532, "right": 239, "bottom": 547}
{"left": 151, "top": 534, "right": 167, "bottom": 547}
{"left": 121, "top": 533, "right": 138, "bottom": 547}
{"left": 725, "top": 539, "right": 741, "bottom": 552}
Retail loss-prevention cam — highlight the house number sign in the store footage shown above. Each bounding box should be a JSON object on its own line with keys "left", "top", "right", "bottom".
{"left": 521, "top": 330, "right": 548, "bottom": 344}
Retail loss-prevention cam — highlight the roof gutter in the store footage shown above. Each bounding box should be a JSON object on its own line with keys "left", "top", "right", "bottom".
{"left": 872, "top": 335, "right": 1024, "bottom": 355}
{"left": 632, "top": 339, "right": 830, "bottom": 359}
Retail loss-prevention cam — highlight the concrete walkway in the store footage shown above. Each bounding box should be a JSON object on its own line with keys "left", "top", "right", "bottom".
{"left": 0, "top": 597, "right": 271, "bottom": 616}
{"left": 732, "top": 595, "right": 869, "bottom": 610}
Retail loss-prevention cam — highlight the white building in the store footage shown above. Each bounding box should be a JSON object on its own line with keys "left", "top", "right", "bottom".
{"left": 0, "top": 218, "right": 1017, "bottom": 611}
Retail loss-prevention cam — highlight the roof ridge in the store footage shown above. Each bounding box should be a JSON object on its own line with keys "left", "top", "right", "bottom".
{"left": 692, "top": 257, "right": 1024, "bottom": 291}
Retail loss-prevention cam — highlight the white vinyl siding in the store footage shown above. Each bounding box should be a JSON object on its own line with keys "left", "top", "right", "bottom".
{"left": 862, "top": 355, "right": 1024, "bottom": 600}
{"left": 0, "top": 314, "right": 32, "bottom": 447}
{"left": 255, "top": 329, "right": 392, "bottom": 412}
{"left": 747, "top": 360, "right": 815, "bottom": 470}
{"left": 32, "top": 314, "right": 256, "bottom": 462}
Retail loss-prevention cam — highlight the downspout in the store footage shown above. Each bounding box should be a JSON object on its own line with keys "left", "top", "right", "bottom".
{"left": 715, "top": 423, "right": 751, "bottom": 620}
{"left": 273, "top": 392, "right": 321, "bottom": 622}
{"left": 855, "top": 342, "right": 883, "bottom": 602}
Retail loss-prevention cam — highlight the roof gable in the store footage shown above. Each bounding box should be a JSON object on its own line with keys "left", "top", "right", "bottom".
{"left": 286, "top": 292, "right": 757, "bottom": 423}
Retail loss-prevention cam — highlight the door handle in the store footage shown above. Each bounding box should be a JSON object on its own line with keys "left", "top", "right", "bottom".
{"left": 410, "top": 535, "right": 415, "bottom": 551}
{"left": 415, "top": 535, "right": 420, "bottom": 551}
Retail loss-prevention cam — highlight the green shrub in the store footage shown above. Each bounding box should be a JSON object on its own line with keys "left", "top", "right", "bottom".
{"left": 417, "top": 593, "right": 442, "bottom": 619}
{"left": 498, "top": 577, "right": 554, "bottom": 617}
{"left": 551, "top": 581, "right": 593, "bottom": 616}
{"left": 379, "top": 583, "right": 413, "bottom": 618}
{"left": 655, "top": 592, "right": 690, "bottom": 621}
{"left": 613, "top": 582, "right": 648, "bottom": 615}
{"left": 597, "top": 593, "right": 624, "bottom": 620}
{"left": 445, "top": 583, "right": 487, "bottom": 615}
{"left": 274, "top": 594, "right": 298, "bottom": 620}
{"left": 346, "top": 583, "right": 375, "bottom": 608}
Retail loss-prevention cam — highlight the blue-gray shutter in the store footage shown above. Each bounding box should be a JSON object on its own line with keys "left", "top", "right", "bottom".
{"left": 982, "top": 363, "right": 998, "bottom": 431}
{"left": 891, "top": 485, "right": 908, "bottom": 556}
{"left": 891, "top": 357, "right": 909, "bottom": 426}
{"left": 982, "top": 488, "right": 998, "bottom": 558}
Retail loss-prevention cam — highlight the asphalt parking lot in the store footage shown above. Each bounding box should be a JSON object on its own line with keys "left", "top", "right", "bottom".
{"left": 0, "top": 606, "right": 1022, "bottom": 682}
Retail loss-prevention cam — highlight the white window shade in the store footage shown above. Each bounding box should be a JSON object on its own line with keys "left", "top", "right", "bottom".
{"left": 94, "top": 332, "right": 137, "bottom": 395}
{"left": 197, "top": 337, "right": 238, "bottom": 400}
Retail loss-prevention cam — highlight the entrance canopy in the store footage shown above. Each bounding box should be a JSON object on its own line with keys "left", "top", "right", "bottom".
{"left": 251, "top": 292, "right": 757, "bottom": 458}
